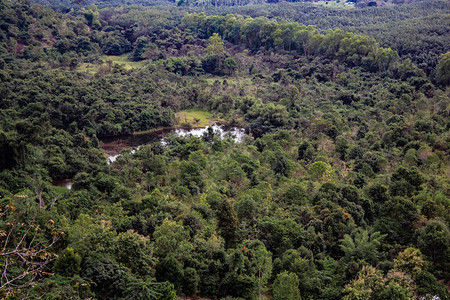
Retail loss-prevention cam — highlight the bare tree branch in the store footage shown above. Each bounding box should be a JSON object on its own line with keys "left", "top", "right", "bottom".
{"left": 0, "top": 199, "right": 60, "bottom": 298}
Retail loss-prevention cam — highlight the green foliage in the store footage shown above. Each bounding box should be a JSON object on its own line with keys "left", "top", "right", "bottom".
{"left": 54, "top": 248, "right": 82, "bottom": 277}
{"left": 298, "top": 141, "right": 315, "bottom": 162}
{"left": 153, "top": 218, "right": 191, "bottom": 259}
{"left": 271, "top": 149, "right": 294, "bottom": 178}
{"left": 339, "top": 228, "right": 385, "bottom": 264}
{"left": 413, "top": 270, "right": 450, "bottom": 300}
{"left": 207, "top": 33, "right": 224, "bottom": 55}
{"left": 81, "top": 256, "right": 130, "bottom": 299}
{"left": 113, "top": 230, "right": 154, "bottom": 276}
{"left": 393, "top": 247, "right": 424, "bottom": 276}
{"left": 221, "top": 240, "right": 272, "bottom": 298}
{"left": 273, "top": 271, "right": 301, "bottom": 300}
{"left": 375, "top": 197, "right": 419, "bottom": 245}
{"left": 224, "top": 57, "right": 238, "bottom": 75}
{"left": 67, "top": 213, "right": 116, "bottom": 256}
{"left": 155, "top": 255, "right": 184, "bottom": 293}
{"left": 81, "top": 5, "right": 100, "bottom": 29}
{"left": 104, "top": 36, "right": 132, "bottom": 55}
{"left": 122, "top": 278, "right": 176, "bottom": 300}
{"left": 132, "top": 36, "right": 148, "bottom": 61}
{"left": 389, "top": 167, "right": 424, "bottom": 197}
{"left": 253, "top": 243, "right": 273, "bottom": 298}
{"left": 0, "top": 1, "right": 449, "bottom": 299}
{"left": 342, "top": 265, "right": 415, "bottom": 300}
{"left": 436, "top": 51, "right": 450, "bottom": 86}
{"left": 418, "top": 219, "right": 450, "bottom": 271}
{"left": 183, "top": 267, "right": 200, "bottom": 296}
{"left": 309, "top": 161, "right": 335, "bottom": 182}
{"left": 179, "top": 160, "right": 203, "bottom": 194}
{"left": 216, "top": 199, "right": 239, "bottom": 249}
{"left": 247, "top": 102, "right": 289, "bottom": 136}
{"left": 257, "top": 217, "right": 304, "bottom": 256}
{"left": 279, "top": 183, "right": 309, "bottom": 206}
{"left": 234, "top": 189, "right": 262, "bottom": 223}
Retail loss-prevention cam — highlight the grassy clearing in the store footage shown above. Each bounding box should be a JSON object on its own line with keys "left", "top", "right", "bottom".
{"left": 176, "top": 109, "right": 218, "bottom": 127}
{"left": 77, "top": 63, "right": 100, "bottom": 74}
{"left": 133, "top": 110, "right": 222, "bottom": 136}
{"left": 102, "top": 54, "right": 147, "bottom": 70}
{"left": 76, "top": 54, "right": 147, "bottom": 73}
{"left": 53, "top": 185, "right": 70, "bottom": 193}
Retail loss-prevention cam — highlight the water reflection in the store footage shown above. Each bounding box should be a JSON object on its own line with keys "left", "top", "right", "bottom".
{"left": 101, "top": 124, "right": 245, "bottom": 163}
{"left": 53, "top": 179, "right": 74, "bottom": 190}
{"left": 173, "top": 124, "right": 245, "bottom": 141}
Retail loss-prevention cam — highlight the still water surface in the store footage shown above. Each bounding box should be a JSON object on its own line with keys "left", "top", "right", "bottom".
{"left": 102, "top": 124, "right": 245, "bottom": 163}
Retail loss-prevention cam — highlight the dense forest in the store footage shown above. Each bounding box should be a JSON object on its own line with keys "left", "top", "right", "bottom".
{"left": 0, "top": 0, "right": 449, "bottom": 299}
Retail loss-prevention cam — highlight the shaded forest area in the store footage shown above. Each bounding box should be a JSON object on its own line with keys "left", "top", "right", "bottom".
{"left": 0, "top": 0, "right": 449, "bottom": 299}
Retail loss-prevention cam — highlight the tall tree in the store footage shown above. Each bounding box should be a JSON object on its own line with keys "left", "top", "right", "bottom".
{"left": 207, "top": 33, "right": 225, "bottom": 55}
{"left": 273, "top": 271, "right": 301, "bottom": 300}
{"left": 418, "top": 220, "right": 450, "bottom": 267}
{"left": 436, "top": 51, "right": 450, "bottom": 86}
{"left": 216, "top": 199, "right": 239, "bottom": 249}
{"left": 339, "top": 228, "right": 385, "bottom": 264}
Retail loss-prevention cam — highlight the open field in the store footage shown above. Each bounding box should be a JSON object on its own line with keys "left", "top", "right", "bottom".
{"left": 77, "top": 55, "right": 147, "bottom": 73}
{"left": 102, "top": 54, "right": 147, "bottom": 70}
{"left": 176, "top": 109, "right": 219, "bottom": 127}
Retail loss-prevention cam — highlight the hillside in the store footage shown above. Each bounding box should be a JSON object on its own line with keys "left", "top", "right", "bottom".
{"left": 0, "top": 0, "right": 449, "bottom": 299}
{"left": 33, "top": 0, "right": 436, "bottom": 8}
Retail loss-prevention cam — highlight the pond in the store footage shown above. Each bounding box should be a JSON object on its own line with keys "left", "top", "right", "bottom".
{"left": 101, "top": 124, "right": 246, "bottom": 163}
{"left": 53, "top": 124, "right": 246, "bottom": 189}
